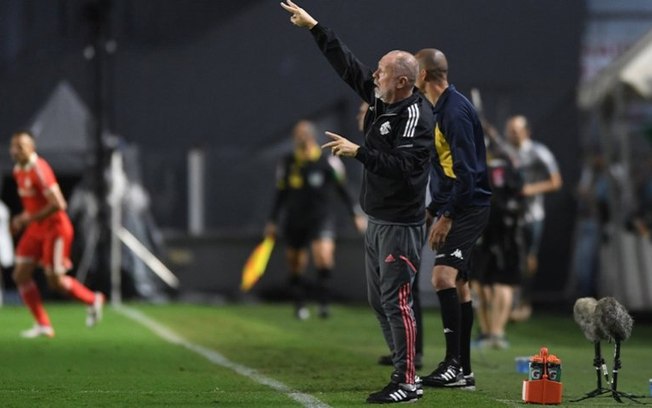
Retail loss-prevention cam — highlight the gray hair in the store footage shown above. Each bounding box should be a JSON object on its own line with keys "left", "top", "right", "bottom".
{"left": 387, "top": 50, "right": 418, "bottom": 86}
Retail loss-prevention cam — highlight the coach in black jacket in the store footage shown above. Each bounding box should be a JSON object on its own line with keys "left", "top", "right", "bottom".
{"left": 281, "top": 1, "right": 433, "bottom": 404}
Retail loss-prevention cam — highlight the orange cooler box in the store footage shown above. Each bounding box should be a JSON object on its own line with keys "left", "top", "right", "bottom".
{"left": 522, "top": 378, "right": 563, "bottom": 405}
{"left": 522, "top": 347, "right": 563, "bottom": 405}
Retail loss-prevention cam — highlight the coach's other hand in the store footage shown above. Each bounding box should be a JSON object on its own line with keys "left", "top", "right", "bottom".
{"left": 322, "top": 131, "right": 360, "bottom": 158}
{"left": 280, "top": 0, "right": 318, "bottom": 29}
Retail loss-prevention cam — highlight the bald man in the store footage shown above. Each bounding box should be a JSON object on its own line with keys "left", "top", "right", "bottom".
{"left": 266, "top": 120, "right": 365, "bottom": 320}
{"left": 282, "top": 1, "right": 434, "bottom": 403}
{"left": 415, "top": 48, "right": 491, "bottom": 390}
{"left": 10, "top": 130, "right": 104, "bottom": 338}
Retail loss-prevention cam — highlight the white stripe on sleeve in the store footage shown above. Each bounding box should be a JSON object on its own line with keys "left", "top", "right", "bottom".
{"left": 403, "top": 104, "right": 419, "bottom": 138}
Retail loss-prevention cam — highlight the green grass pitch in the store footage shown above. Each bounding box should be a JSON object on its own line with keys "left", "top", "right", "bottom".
{"left": 1, "top": 302, "right": 651, "bottom": 407}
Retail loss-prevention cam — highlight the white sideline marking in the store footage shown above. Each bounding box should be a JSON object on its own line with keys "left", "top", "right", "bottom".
{"left": 116, "top": 306, "right": 331, "bottom": 408}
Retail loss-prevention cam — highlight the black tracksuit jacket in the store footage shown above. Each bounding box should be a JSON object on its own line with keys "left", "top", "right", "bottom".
{"left": 310, "top": 24, "right": 434, "bottom": 224}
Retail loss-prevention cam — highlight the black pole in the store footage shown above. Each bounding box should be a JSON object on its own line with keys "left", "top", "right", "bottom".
{"left": 84, "top": 0, "right": 113, "bottom": 288}
{"left": 594, "top": 341, "right": 603, "bottom": 390}
{"left": 570, "top": 341, "right": 613, "bottom": 402}
{"left": 612, "top": 341, "right": 622, "bottom": 403}
{"left": 606, "top": 340, "right": 645, "bottom": 404}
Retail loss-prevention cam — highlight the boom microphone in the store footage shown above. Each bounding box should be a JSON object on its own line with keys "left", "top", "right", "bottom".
{"left": 595, "top": 297, "right": 633, "bottom": 342}
{"left": 573, "top": 297, "right": 600, "bottom": 342}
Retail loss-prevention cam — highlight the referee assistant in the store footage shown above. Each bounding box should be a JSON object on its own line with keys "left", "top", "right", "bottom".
{"left": 414, "top": 49, "right": 491, "bottom": 390}
{"left": 266, "top": 120, "right": 365, "bottom": 320}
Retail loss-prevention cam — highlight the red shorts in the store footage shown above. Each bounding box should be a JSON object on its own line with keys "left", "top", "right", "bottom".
{"left": 16, "top": 220, "right": 74, "bottom": 274}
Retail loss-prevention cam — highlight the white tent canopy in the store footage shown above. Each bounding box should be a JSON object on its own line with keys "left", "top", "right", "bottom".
{"left": 579, "top": 28, "right": 652, "bottom": 109}
{"left": 27, "top": 80, "right": 95, "bottom": 172}
{"left": 576, "top": 28, "right": 652, "bottom": 311}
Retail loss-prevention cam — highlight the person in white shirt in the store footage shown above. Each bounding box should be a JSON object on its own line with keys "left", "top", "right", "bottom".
{"left": 505, "top": 115, "right": 562, "bottom": 321}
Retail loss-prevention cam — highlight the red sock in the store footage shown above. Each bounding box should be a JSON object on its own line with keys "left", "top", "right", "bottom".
{"left": 18, "top": 281, "right": 51, "bottom": 327}
{"left": 62, "top": 276, "right": 96, "bottom": 305}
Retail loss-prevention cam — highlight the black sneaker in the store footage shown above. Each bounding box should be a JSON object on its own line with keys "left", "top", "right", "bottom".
{"left": 460, "top": 373, "right": 476, "bottom": 391}
{"left": 377, "top": 354, "right": 423, "bottom": 370}
{"left": 366, "top": 380, "right": 419, "bottom": 404}
{"left": 422, "top": 359, "right": 464, "bottom": 387}
{"left": 415, "top": 375, "right": 424, "bottom": 398}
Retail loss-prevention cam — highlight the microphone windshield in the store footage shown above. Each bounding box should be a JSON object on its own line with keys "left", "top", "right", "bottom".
{"left": 573, "top": 297, "right": 600, "bottom": 342}
{"left": 595, "top": 297, "right": 633, "bottom": 342}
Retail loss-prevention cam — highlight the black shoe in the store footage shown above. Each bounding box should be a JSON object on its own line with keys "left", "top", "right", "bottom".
{"left": 460, "top": 373, "right": 476, "bottom": 391}
{"left": 422, "top": 359, "right": 464, "bottom": 387}
{"left": 366, "top": 380, "right": 419, "bottom": 404}
{"left": 377, "top": 354, "right": 423, "bottom": 370}
{"left": 415, "top": 375, "right": 423, "bottom": 398}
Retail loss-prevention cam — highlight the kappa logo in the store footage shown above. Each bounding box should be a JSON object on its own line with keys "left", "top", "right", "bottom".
{"left": 451, "top": 249, "right": 463, "bottom": 260}
{"left": 379, "top": 121, "right": 391, "bottom": 135}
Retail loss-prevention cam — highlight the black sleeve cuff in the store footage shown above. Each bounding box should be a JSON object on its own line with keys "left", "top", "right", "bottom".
{"left": 440, "top": 205, "right": 455, "bottom": 219}
{"left": 354, "top": 146, "right": 368, "bottom": 164}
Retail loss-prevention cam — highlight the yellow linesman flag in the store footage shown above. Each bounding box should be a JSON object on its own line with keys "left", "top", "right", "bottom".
{"left": 240, "top": 236, "right": 275, "bottom": 292}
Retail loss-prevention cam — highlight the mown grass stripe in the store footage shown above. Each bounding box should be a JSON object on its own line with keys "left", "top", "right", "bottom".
{"left": 116, "top": 305, "right": 332, "bottom": 408}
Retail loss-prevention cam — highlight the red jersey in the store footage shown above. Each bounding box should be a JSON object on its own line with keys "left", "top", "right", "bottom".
{"left": 13, "top": 153, "right": 69, "bottom": 228}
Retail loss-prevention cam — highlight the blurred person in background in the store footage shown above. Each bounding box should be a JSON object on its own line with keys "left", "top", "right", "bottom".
{"left": 265, "top": 120, "right": 366, "bottom": 320}
{"left": 10, "top": 130, "right": 104, "bottom": 338}
{"left": 630, "top": 156, "right": 652, "bottom": 240}
{"left": 570, "top": 150, "right": 609, "bottom": 298}
{"left": 471, "top": 124, "right": 525, "bottom": 350}
{"left": 414, "top": 48, "right": 491, "bottom": 391}
{"left": 281, "top": 1, "right": 433, "bottom": 402}
{"left": 505, "top": 115, "right": 562, "bottom": 322}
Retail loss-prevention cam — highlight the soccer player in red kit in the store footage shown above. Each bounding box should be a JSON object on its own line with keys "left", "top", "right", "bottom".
{"left": 10, "top": 130, "right": 104, "bottom": 338}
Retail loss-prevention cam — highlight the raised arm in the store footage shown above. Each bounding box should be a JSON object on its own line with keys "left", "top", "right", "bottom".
{"left": 280, "top": 0, "right": 318, "bottom": 29}
{"left": 280, "top": 0, "right": 375, "bottom": 102}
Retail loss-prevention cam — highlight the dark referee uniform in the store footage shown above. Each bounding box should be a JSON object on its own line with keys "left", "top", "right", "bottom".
{"left": 426, "top": 84, "right": 491, "bottom": 380}
{"left": 427, "top": 84, "right": 491, "bottom": 276}
{"left": 269, "top": 146, "right": 356, "bottom": 248}
{"left": 310, "top": 24, "right": 433, "bottom": 386}
{"left": 473, "top": 143, "right": 525, "bottom": 286}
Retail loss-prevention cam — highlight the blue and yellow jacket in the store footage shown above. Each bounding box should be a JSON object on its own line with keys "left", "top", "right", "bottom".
{"left": 428, "top": 85, "right": 491, "bottom": 218}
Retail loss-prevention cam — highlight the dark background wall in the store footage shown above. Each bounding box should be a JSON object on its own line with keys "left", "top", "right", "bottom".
{"left": 0, "top": 0, "right": 586, "bottom": 300}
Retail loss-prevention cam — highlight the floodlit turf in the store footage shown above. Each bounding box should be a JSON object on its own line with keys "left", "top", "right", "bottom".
{"left": 1, "top": 302, "right": 651, "bottom": 407}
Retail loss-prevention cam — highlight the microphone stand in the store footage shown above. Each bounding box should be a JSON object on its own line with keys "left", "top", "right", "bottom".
{"left": 571, "top": 341, "right": 612, "bottom": 402}
{"left": 572, "top": 340, "right": 647, "bottom": 404}
{"left": 610, "top": 340, "right": 646, "bottom": 404}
